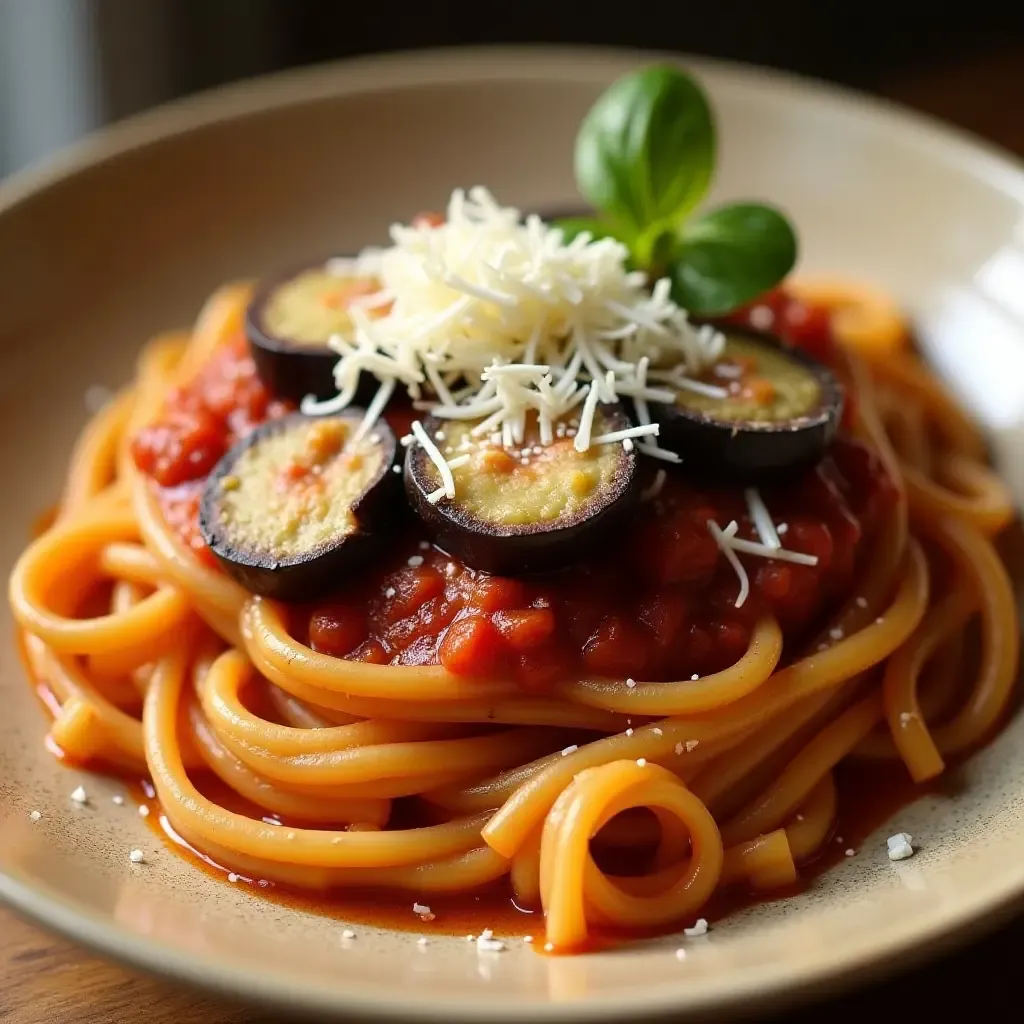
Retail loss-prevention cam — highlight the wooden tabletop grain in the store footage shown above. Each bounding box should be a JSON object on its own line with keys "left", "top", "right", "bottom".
{"left": 3, "top": 46, "right": 1024, "bottom": 1024}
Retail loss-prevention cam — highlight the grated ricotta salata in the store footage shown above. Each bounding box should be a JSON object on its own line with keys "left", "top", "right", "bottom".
{"left": 303, "top": 187, "right": 723, "bottom": 481}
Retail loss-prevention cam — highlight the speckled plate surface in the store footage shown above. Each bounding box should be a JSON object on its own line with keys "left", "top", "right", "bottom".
{"left": 2, "top": 46, "right": 1024, "bottom": 1023}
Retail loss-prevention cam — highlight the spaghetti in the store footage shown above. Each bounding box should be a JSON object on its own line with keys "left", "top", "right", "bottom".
{"left": 9, "top": 266, "right": 1018, "bottom": 954}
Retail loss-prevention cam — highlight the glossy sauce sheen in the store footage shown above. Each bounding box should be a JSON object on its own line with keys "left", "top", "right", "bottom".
{"left": 130, "top": 760, "right": 928, "bottom": 947}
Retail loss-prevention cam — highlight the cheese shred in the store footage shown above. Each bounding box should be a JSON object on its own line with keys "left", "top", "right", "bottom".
{"left": 305, "top": 187, "right": 724, "bottom": 498}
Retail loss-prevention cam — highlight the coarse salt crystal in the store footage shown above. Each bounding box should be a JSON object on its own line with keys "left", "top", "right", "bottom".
{"left": 342, "top": 929, "right": 357, "bottom": 940}
{"left": 674, "top": 742, "right": 684, "bottom": 755}
{"left": 900, "top": 712, "right": 912, "bottom": 726}
{"left": 561, "top": 745, "right": 578, "bottom": 756}
{"left": 228, "top": 872, "right": 240, "bottom": 883}
{"left": 675, "top": 948, "right": 687, "bottom": 960}
{"left": 636, "top": 758, "right": 647, "bottom": 767}
{"left": 476, "top": 928, "right": 506, "bottom": 953}
{"left": 112, "top": 794, "right": 125, "bottom": 806}
{"left": 829, "top": 627, "right": 844, "bottom": 641}
{"left": 28, "top": 810, "right": 41, "bottom": 822}
{"left": 384, "top": 586, "right": 397, "bottom": 598}
{"left": 407, "top": 554, "right": 424, "bottom": 567}
{"left": 845, "top": 848, "right": 856, "bottom": 858}
{"left": 691, "top": 673, "right": 699, "bottom": 681}
{"left": 652, "top": 727, "right": 663, "bottom": 736}
{"left": 129, "top": 849, "right": 145, "bottom": 864}
{"left": 685, "top": 740, "right": 699, "bottom": 752}
{"left": 138, "top": 805, "right": 150, "bottom": 818}
{"left": 855, "top": 596, "right": 868, "bottom": 608}
{"left": 683, "top": 919, "right": 709, "bottom": 937}
{"left": 70, "top": 786, "right": 87, "bottom": 804}
{"left": 887, "top": 833, "right": 914, "bottom": 861}
{"left": 625, "top": 728, "right": 634, "bottom": 737}
{"left": 625, "top": 678, "right": 636, "bottom": 689}
{"left": 417, "top": 937, "right": 429, "bottom": 947}
{"left": 523, "top": 935, "right": 533, "bottom": 943}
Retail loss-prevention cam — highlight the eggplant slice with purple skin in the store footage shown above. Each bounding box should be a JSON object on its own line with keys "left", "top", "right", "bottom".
{"left": 245, "top": 259, "right": 384, "bottom": 403}
{"left": 199, "top": 410, "right": 398, "bottom": 600}
{"left": 404, "top": 406, "right": 638, "bottom": 575}
{"left": 647, "top": 326, "right": 844, "bottom": 481}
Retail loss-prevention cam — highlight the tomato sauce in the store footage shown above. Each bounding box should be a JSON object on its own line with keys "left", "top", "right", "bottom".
{"left": 130, "top": 334, "right": 294, "bottom": 564}
{"left": 305, "top": 440, "right": 892, "bottom": 687}
{"left": 130, "top": 292, "right": 892, "bottom": 686}
{"left": 130, "top": 757, "right": 929, "bottom": 950}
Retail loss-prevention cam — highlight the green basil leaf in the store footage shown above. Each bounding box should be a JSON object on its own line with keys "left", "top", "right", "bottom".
{"left": 554, "top": 216, "right": 632, "bottom": 247}
{"left": 574, "top": 66, "right": 716, "bottom": 240}
{"left": 670, "top": 203, "right": 798, "bottom": 315}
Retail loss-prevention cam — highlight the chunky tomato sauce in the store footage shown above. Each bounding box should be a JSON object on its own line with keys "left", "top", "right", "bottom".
{"left": 304, "top": 437, "right": 891, "bottom": 686}
{"left": 130, "top": 334, "right": 294, "bottom": 564}
{"left": 131, "top": 292, "right": 892, "bottom": 684}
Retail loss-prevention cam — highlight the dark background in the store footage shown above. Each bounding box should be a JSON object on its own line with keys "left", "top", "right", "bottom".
{"left": 105, "top": 1, "right": 1024, "bottom": 115}
{"left": 4, "top": 1, "right": 1024, "bottom": 176}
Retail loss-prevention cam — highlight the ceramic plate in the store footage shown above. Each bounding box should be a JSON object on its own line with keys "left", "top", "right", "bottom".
{"left": 1, "top": 46, "right": 1023, "bottom": 1023}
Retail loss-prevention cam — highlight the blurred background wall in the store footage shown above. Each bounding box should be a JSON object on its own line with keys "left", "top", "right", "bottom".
{"left": 1, "top": 0, "right": 1023, "bottom": 177}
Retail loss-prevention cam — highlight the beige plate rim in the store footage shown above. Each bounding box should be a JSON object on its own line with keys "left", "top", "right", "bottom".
{"left": 3, "top": 43, "right": 1024, "bottom": 1024}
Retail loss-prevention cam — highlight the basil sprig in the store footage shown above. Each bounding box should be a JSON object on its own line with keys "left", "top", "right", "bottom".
{"left": 564, "top": 66, "right": 797, "bottom": 316}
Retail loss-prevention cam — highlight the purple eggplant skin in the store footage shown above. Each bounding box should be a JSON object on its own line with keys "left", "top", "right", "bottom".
{"left": 403, "top": 408, "right": 639, "bottom": 575}
{"left": 245, "top": 260, "right": 380, "bottom": 405}
{"left": 198, "top": 410, "right": 399, "bottom": 601}
{"left": 647, "top": 327, "right": 845, "bottom": 483}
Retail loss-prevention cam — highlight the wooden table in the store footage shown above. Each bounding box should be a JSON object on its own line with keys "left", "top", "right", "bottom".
{"left": 4, "top": 47, "right": 1024, "bottom": 1024}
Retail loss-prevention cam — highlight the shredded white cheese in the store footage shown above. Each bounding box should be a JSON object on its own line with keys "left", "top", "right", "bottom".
{"left": 708, "top": 520, "right": 750, "bottom": 608}
{"left": 308, "top": 187, "right": 723, "bottom": 495}
{"left": 411, "top": 420, "right": 455, "bottom": 502}
{"left": 745, "top": 488, "right": 781, "bottom": 550}
{"left": 708, "top": 517, "right": 821, "bottom": 608}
